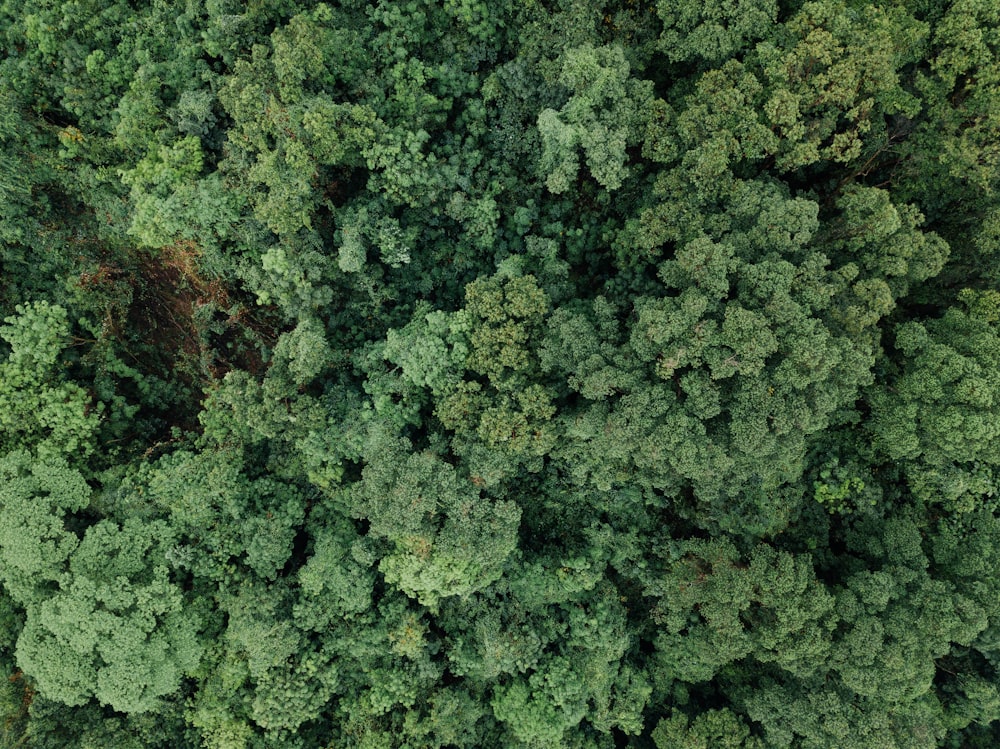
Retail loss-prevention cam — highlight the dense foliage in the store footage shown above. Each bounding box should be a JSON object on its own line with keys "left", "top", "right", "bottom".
{"left": 2, "top": 0, "right": 1000, "bottom": 746}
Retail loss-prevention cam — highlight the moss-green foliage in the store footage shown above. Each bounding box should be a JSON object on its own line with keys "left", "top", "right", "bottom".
{"left": 0, "top": 303, "right": 101, "bottom": 464}
{"left": 3, "top": 0, "right": 1000, "bottom": 746}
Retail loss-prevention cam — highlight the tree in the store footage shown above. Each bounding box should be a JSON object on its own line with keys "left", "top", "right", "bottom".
{"left": 0, "top": 302, "right": 101, "bottom": 464}
{"left": 14, "top": 515, "right": 202, "bottom": 713}
{"left": 645, "top": 540, "right": 836, "bottom": 685}
{"left": 656, "top": 0, "right": 778, "bottom": 65}
{"left": 350, "top": 439, "right": 521, "bottom": 610}
{"left": 537, "top": 44, "right": 653, "bottom": 193}
{"left": 869, "top": 301, "right": 1000, "bottom": 511}
{"left": 0, "top": 452, "right": 89, "bottom": 605}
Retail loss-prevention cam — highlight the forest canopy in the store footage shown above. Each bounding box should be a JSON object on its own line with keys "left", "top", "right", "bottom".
{"left": 2, "top": 0, "right": 1000, "bottom": 746}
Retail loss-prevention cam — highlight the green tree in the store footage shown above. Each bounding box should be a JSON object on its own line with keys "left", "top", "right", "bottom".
{"left": 0, "top": 302, "right": 101, "bottom": 463}
{"left": 14, "top": 515, "right": 202, "bottom": 713}
{"left": 537, "top": 44, "right": 653, "bottom": 193}
{"left": 350, "top": 439, "right": 520, "bottom": 610}
{"left": 656, "top": 0, "right": 777, "bottom": 65}
{"left": 870, "top": 302, "right": 1000, "bottom": 511}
